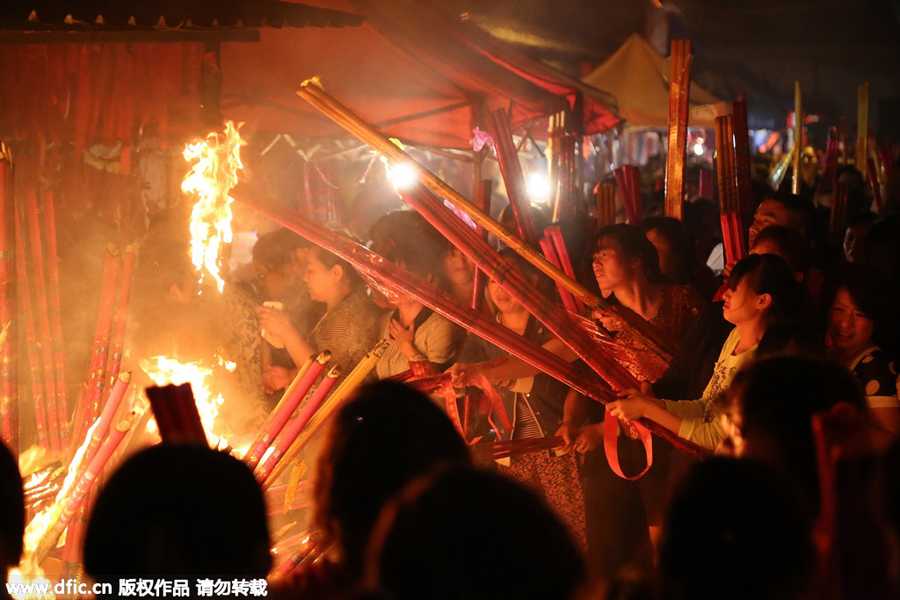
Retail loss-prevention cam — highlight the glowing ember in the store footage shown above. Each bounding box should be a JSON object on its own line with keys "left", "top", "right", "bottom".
{"left": 142, "top": 356, "right": 231, "bottom": 446}
{"left": 182, "top": 120, "right": 246, "bottom": 294}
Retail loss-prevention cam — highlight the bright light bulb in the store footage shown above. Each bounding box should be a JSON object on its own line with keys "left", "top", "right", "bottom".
{"left": 693, "top": 142, "right": 705, "bottom": 156}
{"left": 390, "top": 163, "right": 417, "bottom": 190}
{"left": 526, "top": 172, "right": 551, "bottom": 202}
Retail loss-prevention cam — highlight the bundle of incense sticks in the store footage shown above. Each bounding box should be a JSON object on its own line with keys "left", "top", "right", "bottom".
{"left": 295, "top": 80, "right": 674, "bottom": 361}
{"left": 665, "top": 39, "right": 692, "bottom": 220}
{"left": 538, "top": 235, "right": 579, "bottom": 314}
{"left": 486, "top": 108, "right": 539, "bottom": 246}
{"left": 857, "top": 82, "right": 868, "bottom": 181}
{"left": 595, "top": 184, "right": 616, "bottom": 229}
{"left": 245, "top": 352, "right": 330, "bottom": 469}
{"left": 263, "top": 344, "right": 389, "bottom": 488}
{"left": 816, "top": 128, "right": 840, "bottom": 195}
{"left": 471, "top": 180, "right": 492, "bottom": 313}
{"left": 0, "top": 145, "right": 16, "bottom": 453}
{"left": 145, "top": 383, "right": 208, "bottom": 446}
{"left": 614, "top": 166, "right": 642, "bottom": 225}
{"left": 15, "top": 205, "right": 51, "bottom": 450}
{"left": 254, "top": 365, "right": 341, "bottom": 485}
{"left": 548, "top": 111, "right": 577, "bottom": 223}
{"left": 26, "top": 190, "right": 66, "bottom": 450}
{"left": 731, "top": 101, "right": 753, "bottom": 215}
{"left": 476, "top": 435, "right": 565, "bottom": 461}
{"left": 829, "top": 183, "right": 850, "bottom": 247}
{"left": 715, "top": 115, "right": 746, "bottom": 265}
{"left": 792, "top": 81, "right": 803, "bottom": 195}
{"left": 237, "top": 195, "right": 706, "bottom": 459}
{"left": 28, "top": 412, "right": 135, "bottom": 567}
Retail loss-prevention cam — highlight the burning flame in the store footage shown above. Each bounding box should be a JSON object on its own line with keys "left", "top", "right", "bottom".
{"left": 182, "top": 120, "right": 246, "bottom": 294}
{"left": 142, "top": 356, "right": 235, "bottom": 446}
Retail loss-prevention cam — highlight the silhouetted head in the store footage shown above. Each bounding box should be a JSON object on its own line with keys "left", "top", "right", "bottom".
{"left": 658, "top": 457, "right": 813, "bottom": 600}
{"left": 727, "top": 355, "right": 866, "bottom": 514}
{"left": 640, "top": 216, "right": 695, "bottom": 285}
{"left": 0, "top": 442, "right": 24, "bottom": 573}
{"left": 84, "top": 444, "right": 270, "bottom": 590}
{"left": 366, "top": 467, "right": 587, "bottom": 600}
{"left": 312, "top": 381, "right": 470, "bottom": 579}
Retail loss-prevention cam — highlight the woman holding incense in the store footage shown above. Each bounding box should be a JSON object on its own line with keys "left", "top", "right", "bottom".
{"left": 606, "top": 253, "right": 803, "bottom": 451}
{"left": 821, "top": 263, "right": 900, "bottom": 435}
{"left": 450, "top": 250, "right": 586, "bottom": 550}
{"left": 374, "top": 235, "right": 464, "bottom": 381}
{"left": 256, "top": 227, "right": 384, "bottom": 380}
{"left": 252, "top": 228, "right": 325, "bottom": 394}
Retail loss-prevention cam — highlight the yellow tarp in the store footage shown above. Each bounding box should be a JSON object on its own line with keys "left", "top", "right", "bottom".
{"left": 583, "top": 33, "right": 728, "bottom": 129}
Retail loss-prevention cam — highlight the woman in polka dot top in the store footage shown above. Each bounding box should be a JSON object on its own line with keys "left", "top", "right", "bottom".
{"left": 823, "top": 264, "right": 900, "bottom": 434}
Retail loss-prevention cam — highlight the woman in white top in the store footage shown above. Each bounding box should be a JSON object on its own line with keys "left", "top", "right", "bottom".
{"left": 607, "top": 254, "right": 803, "bottom": 451}
{"left": 822, "top": 263, "right": 900, "bottom": 434}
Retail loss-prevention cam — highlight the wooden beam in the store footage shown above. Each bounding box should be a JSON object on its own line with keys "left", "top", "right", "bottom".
{"left": 0, "top": 29, "right": 260, "bottom": 44}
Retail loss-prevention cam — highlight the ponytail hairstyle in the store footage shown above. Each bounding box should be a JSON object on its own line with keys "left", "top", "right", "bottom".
{"left": 595, "top": 223, "right": 664, "bottom": 284}
{"left": 728, "top": 253, "right": 804, "bottom": 326}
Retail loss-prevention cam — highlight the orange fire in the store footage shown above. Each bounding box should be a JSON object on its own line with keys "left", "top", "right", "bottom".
{"left": 142, "top": 356, "right": 236, "bottom": 448}
{"left": 182, "top": 120, "right": 246, "bottom": 294}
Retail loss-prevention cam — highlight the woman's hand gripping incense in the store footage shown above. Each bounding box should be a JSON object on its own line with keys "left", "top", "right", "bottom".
{"left": 447, "top": 362, "right": 483, "bottom": 389}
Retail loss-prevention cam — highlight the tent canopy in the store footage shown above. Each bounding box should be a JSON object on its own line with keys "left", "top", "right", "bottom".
{"left": 221, "top": 0, "right": 619, "bottom": 150}
{"left": 582, "top": 33, "right": 727, "bottom": 129}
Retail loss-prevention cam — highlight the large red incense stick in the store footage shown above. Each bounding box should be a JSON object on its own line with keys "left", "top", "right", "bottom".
{"left": 731, "top": 101, "right": 753, "bottom": 215}
{"left": 546, "top": 225, "right": 585, "bottom": 314}
{"left": 15, "top": 205, "right": 50, "bottom": 450}
{"left": 26, "top": 190, "right": 63, "bottom": 450}
{"left": 29, "top": 412, "right": 134, "bottom": 566}
{"left": 76, "top": 245, "right": 121, "bottom": 457}
{"left": 715, "top": 116, "right": 746, "bottom": 265}
{"left": 236, "top": 195, "right": 706, "bottom": 458}
{"left": 665, "top": 39, "right": 692, "bottom": 220}
{"left": 538, "top": 235, "right": 578, "bottom": 313}
{"left": 254, "top": 366, "right": 341, "bottom": 484}
{"left": 41, "top": 190, "right": 67, "bottom": 453}
{"left": 486, "top": 108, "right": 539, "bottom": 247}
{"left": 0, "top": 147, "right": 17, "bottom": 453}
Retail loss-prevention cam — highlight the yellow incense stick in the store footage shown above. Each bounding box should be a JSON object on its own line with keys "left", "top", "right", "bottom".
{"left": 263, "top": 342, "right": 388, "bottom": 488}
{"left": 792, "top": 80, "right": 802, "bottom": 195}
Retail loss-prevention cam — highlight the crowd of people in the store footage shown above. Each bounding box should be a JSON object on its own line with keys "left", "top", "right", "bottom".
{"left": 5, "top": 154, "right": 900, "bottom": 599}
